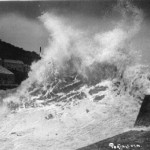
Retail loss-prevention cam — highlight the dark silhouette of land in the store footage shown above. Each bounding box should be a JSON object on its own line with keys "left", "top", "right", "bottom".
{"left": 0, "top": 39, "right": 40, "bottom": 65}
{"left": 0, "top": 39, "right": 41, "bottom": 87}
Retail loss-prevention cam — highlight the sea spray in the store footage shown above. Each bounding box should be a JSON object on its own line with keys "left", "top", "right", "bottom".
{"left": 0, "top": 1, "right": 150, "bottom": 149}
{"left": 3, "top": 1, "right": 144, "bottom": 105}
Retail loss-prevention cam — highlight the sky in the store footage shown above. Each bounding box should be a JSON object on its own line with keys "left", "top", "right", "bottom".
{"left": 0, "top": 0, "right": 150, "bottom": 64}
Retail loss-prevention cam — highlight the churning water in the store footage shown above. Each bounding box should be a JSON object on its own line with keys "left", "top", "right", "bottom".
{"left": 0, "top": 1, "right": 150, "bottom": 150}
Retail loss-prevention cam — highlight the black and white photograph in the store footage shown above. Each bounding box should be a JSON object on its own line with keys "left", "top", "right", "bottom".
{"left": 0, "top": 0, "right": 150, "bottom": 149}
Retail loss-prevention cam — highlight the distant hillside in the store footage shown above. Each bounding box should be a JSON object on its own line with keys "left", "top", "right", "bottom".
{"left": 0, "top": 39, "right": 41, "bottom": 65}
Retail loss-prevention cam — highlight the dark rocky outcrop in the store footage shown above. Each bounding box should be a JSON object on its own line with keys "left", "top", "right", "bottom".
{"left": 93, "top": 95, "right": 105, "bottom": 102}
{"left": 77, "top": 130, "right": 150, "bottom": 150}
{"left": 89, "top": 86, "right": 107, "bottom": 95}
{"left": 134, "top": 95, "right": 150, "bottom": 127}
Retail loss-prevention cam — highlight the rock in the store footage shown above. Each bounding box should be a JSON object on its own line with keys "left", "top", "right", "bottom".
{"left": 73, "top": 92, "right": 87, "bottom": 100}
{"left": 89, "top": 86, "right": 107, "bottom": 95}
{"left": 10, "top": 132, "right": 22, "bottom": 136}
{"left": 77, "top": 130, "right": 150, "bottom": 150}
{"left": 134, "top": 95, "right": 150, "bottom": 127}
{"left": 93, "top": 95, "right": 105, "bottom": 102}
{"left": 45, "top": 114, "right": 53, "bottom": 120}
{"left": 86, "top": 109, "right": 89, "bottom": 113}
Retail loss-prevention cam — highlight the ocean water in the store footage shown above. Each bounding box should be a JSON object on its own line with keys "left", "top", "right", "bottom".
{"left": 0, "top": 1, "right": 150, "bottom": 150}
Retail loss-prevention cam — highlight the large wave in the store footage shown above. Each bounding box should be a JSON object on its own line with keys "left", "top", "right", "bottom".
{"left": 1, "top": 1, "right": 150, "bottom": 149}
{"left": 3, "top": 1, "right": 148, "bottom": 107}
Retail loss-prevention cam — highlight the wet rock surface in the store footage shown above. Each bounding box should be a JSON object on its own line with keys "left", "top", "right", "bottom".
{"left": 77, "top": 130, "right": 150, "bottom": 150}
{"left": 93, "top": 95, "right": 105, "bottom": 102}
{"left": 89, "top": 86, "right": 107, "bottom": 95}
{"left": 19, "top": 74, "right": 108, "bottom": 109}
{"left": 135, "top": 95, "right": 150, "bottom": 127}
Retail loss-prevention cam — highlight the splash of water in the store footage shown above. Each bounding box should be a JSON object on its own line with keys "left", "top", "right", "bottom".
{"left": 1, "top": 1, "right": 150, "bottom": 149}
{"left": 2, "top": 0, "right": 149, "bottom": 112}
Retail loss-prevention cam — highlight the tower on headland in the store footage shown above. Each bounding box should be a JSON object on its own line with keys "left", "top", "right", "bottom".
{"left": 40, "top": 47, "right": 42, "bottom": 56}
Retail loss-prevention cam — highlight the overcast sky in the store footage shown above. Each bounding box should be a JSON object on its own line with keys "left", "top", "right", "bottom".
{"left": 0, "top": 0, "right": 150, "bottom": 64}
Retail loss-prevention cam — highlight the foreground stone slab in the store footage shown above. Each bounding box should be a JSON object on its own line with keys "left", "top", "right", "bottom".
{"left": 77, "top": 130, "right": 150, "bottom": 150}
{"left": 135, "top": 95, "right": 150, "bottom": 127}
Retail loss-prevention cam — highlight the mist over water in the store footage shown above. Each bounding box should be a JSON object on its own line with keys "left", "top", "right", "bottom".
{"left": 1, "top": 1, "right": 150, "bottom": 149}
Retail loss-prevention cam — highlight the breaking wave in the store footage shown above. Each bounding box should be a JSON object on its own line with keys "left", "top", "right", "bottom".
{"left": 1, "top": 1, "right": 150, "bottom": 149}
{"left": 3, "top": 1, "right": 149, "bottom": 106}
